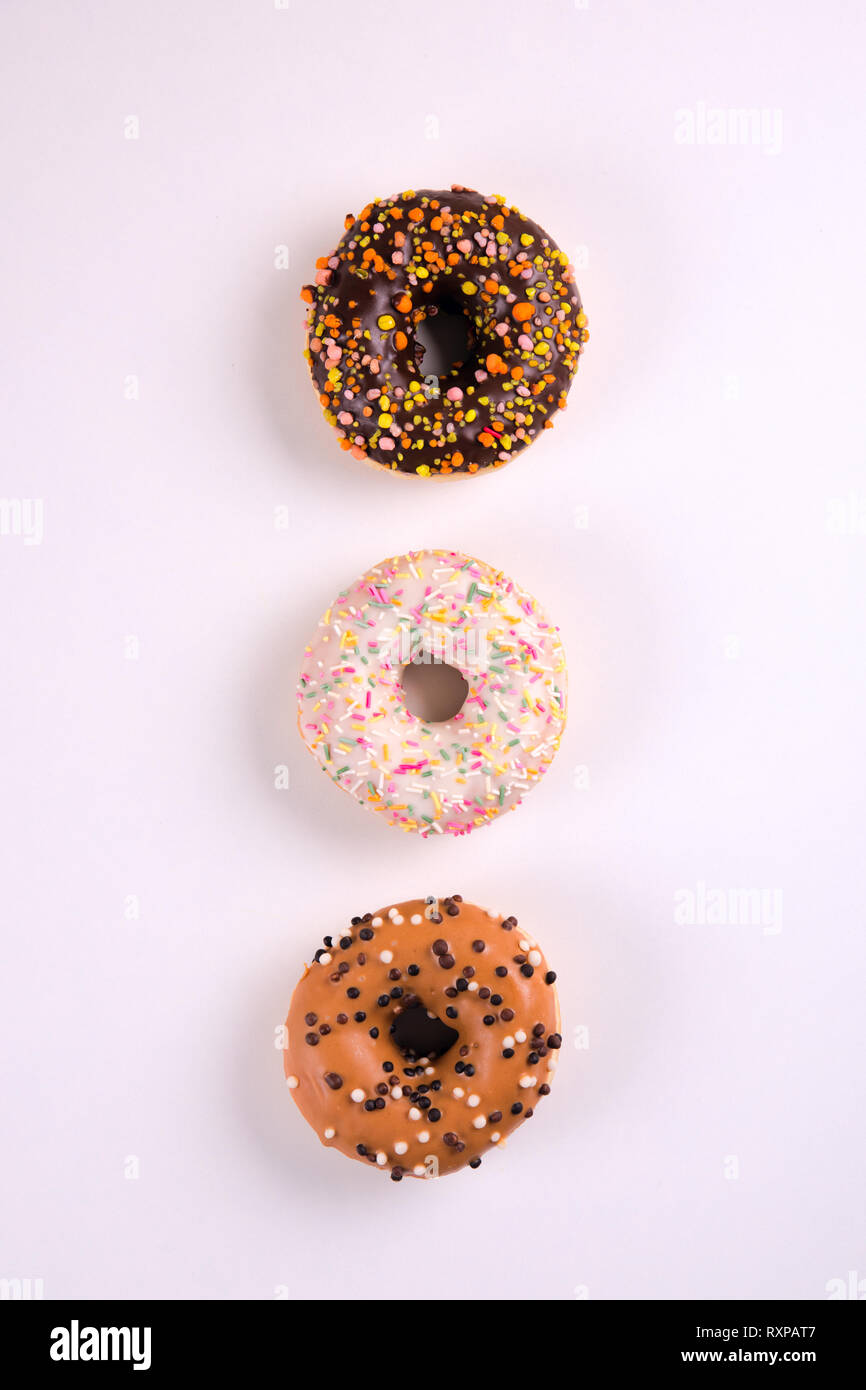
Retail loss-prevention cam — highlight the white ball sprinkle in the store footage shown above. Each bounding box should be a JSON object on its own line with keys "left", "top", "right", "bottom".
{"left": 468, "top": 980, "right": 478, "bottom": 991}
{"left": 392, "top": 914, "right": 404, "bottom": 925}
{"left": 515, "top": 1029, "right": 527, "bottom": 1043}
{"left": 472, "top": 1115, "right": 487, "bottom": 1129}
{"left": 350, "top": 1088, "right": 365, "bottom": 1102}
{"left": 467, "top": 1094, "right": 480, "bottom": 1108}
{"left": 379, "top": 949, "right": 393, "bottom": 963}
{"left": 413, "top": 1164, "right": 426, "bottom": 1176}
{"left": 391, "top": 1087, "right": 402, "bottom": 1099}
{"left": 372, "top": 916, "right": 383, "bottom": 926}
{"left": 376, "top": 1152, "right": 387, "bottom": 1166}
{"left": 519, "top": 1074, "right": 537, "bottom": 1089}
{"left": 490, "top": 1132, "right": 501, "bottom": 1143}
{"left": 417, "top": 1130, "right": 430, "bottom": 1143}
{"left": 519, "top": 939, "right": 530, "bottom": 951}
{"left": 424, "top": 1066, "right": 434, "bottom": 1075}
{"left": 408, "top": 1106, "right": 421, "bottom": 1121}
{"left": 394, "top": 1141, "right": 408, "bottom": 1155}
{"left": 503, "top": 1035, "right": 515, "bottom": 1049}
{"left": 286, "top": 1075, "right": 299, "bottom": 1089}
{"left": 452, "top": 1087, "right": 465, "bottom": 1099}
{"left": 529, "top": 949, "right": 542, "bottom": 966}
{"left": 318, "top": 952, "right": 332, "bottom": 965}
{"left": 388, "top": 908, "right": 399, "bottom": 919}
{"left": 410, "top": 914, "right": 422, "bottom": 925}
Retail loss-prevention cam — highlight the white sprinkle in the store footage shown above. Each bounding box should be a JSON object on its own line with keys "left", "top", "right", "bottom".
{"left": 467, "top": 1094, "right": 480, "bottom": 1108}
{"left": 391, "top": 1087, "right": 402, "bottom": 1099}
{"left": 473, "top": 1115, "right": 487, "bottom": 1129}
{"left": 519, "top": 939, "right": 530, "bottom": 951}
{"left": 468, "top": 980, "right": 478, "bottom": 991}
{"left": 372, "top": 916, "right": 383, "bottom": 926}
{"left": 350, "top": 1088, "right": 365, "bottom": 1102}
{"left": 379, "top": 949, "right": 393, "bottom": 963}
{"left": 408, "top": 1106, "right": 421, "bottom": 1121}
{"left": 503, "top": 1035, "right": 515, "bottom": 1049}
{"left": 388, "top": 907, "right": 399, "bottom": 919}
{"left": 424, "top": 1066, "right": 434, "bottom": 1075}
{"left": 515, "top": 1029, "right": 527, "bottom": 1043}
{"left": 413, "top": 1164, "right": 426, "bottom": 1176}
{"left": 417, "top": 1130, "right": 430, "bottom": 1143}
{"left": 490, "top": 1132, "right": 501, "bottom": 1143}
{"left": 519, "top": 1074, "right": 537, "bottom": 1089}
{"left": 286, "top": 1075, "right": 299, "bottom": 1089}
{"left": 324, "top": 1127, "right": 335, "bottom": 1139}
{"left": 318, "top": 952, "right": 332, "bottom": 965}
{"left": 452, "top": 1087, "right": 465, "bottom": 1099}
{"left": 547, "top": 1057, "right": 558, "bottom": 1072}
{"left": 529, "top": 949, "right": 542, "bottom": 966}
{"left": 410, "top": 914, "right": 422, "bottom": 925}
{"left": 376, "top": 1152, "right": 387, "bottom": 1166}
{"left": 392, "top": 914, "right": 404, "bottom": 925}
{"left": 394, "top": 1140, "right": 408, "bottom": 1155}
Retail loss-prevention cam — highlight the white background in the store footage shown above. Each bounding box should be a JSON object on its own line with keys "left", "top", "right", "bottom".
{"left": 1, "top": 0, "right": 864, "bottom": 1300}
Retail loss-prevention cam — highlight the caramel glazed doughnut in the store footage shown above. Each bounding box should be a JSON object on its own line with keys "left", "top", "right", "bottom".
{"left": 301, "top": 186, "right": 589, "bottom": 477}
{"left": 283, "top": 896, "right": 561, "bottom": 1180}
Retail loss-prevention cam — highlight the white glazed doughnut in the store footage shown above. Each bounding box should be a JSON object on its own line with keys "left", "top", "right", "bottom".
{"left": 297, "top": 548, "right": 567, "bottom": 836}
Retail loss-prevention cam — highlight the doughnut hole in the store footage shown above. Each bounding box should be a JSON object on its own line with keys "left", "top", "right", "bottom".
{"left": 400, "top": 661, "right": 468, "bottom": 723}
{"left": 391, "top": 1000, "right": 459, "bottom": 1062}
{"left": 413, "top": 295, "right": 473, "bottom": 382}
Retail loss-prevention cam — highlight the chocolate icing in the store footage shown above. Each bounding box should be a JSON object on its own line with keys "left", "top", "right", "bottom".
{"left": 302, "top": 186, "right": 588, "bottom": 477}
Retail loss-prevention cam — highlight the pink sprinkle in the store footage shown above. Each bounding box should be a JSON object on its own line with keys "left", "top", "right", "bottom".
{"left": 446, "top": 386, "right": 463, "bottom": 402}
{"left": 518, "top": 334, "right": 533, "bottom": 351}
{"left": 457, "top": 239, "right": 472, "bottom": 253}
{"left": 379, "top": 437, "right": 394, "bottom": 450}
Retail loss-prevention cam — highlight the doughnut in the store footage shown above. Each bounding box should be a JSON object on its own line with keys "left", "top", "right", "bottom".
{"left": 301, "top": 185, "right": 589, "bottom": 477}
{"left": 282, "top": 895, "right": 561, "bottom": 1180}
{"left": 297, "top": 548, "right": 567, "bottom": 836}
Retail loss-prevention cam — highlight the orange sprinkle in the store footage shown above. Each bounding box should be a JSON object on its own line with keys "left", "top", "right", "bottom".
{"left": 513, "top": 302, "right": 534, "bottom": 322}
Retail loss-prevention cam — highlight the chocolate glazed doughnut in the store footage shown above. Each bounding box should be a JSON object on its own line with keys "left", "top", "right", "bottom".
{"left": 301, "top": 186, "right": 589, "bottom": 477}
{"left": 283, "top": 895, "right": 561, "bottom": 1180}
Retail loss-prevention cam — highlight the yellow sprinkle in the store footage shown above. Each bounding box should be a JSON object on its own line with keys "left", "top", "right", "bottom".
{"left": 520, "top": 233, "right": 534, "bottom": 246}
{"left": 377, "top": 314, "right": 395, "bottom": 330}
{"left": 378, "top": 412, "right": 393, "bottom": 428}
{"left": 461, "top": 282, "right": 477, "bottom": 295}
